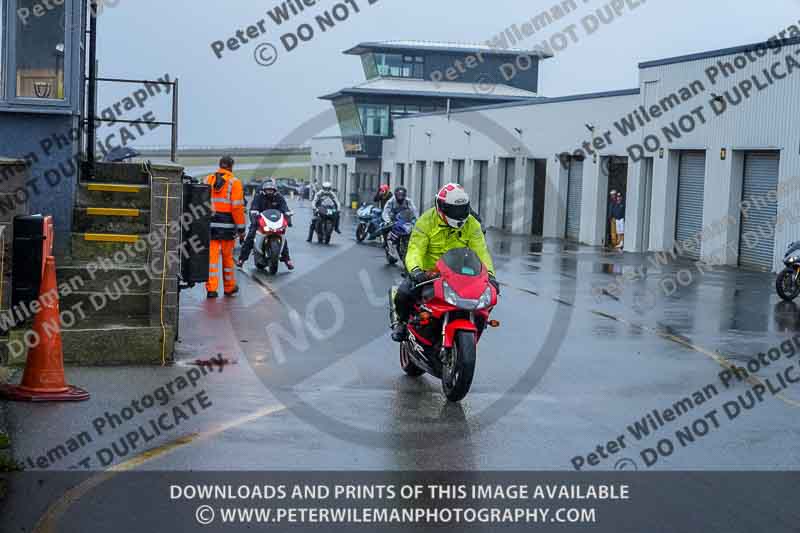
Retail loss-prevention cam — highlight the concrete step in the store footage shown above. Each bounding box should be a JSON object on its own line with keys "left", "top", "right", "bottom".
{"left": 76, "top": 182, "right": 150, "bottom": 209}
{"left": 63, "top": 325, "right": 174, "bottom": 365}
{"left": 90, "top": 162, "right": 149, "bottom": 185}
{"left": 9, "top": 320, "right": 174, "bottom": 365}
{"left": 61, "top": 291, "right": 149, "bottom": 319}
{"left": 57, "top": 264, "right": 151, "bottom": 293}
{"left": 69, "top": 233, "right": 148, "bottom": 265}
{"left": 72, "top": 207, "right": 150, "bottom": 234}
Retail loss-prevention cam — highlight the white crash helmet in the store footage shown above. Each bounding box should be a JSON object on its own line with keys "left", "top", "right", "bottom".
{"left": 436, "top": 183, "right": 471, "bottom": 229}
{"left": 321, "top": 181, "right": 333, "bottom": 192}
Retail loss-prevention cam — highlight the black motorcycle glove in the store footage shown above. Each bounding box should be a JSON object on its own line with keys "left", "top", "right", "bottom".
{"left": 409, "top": 268, "right": 428, "bottom": 286}
{"left": 489, "top": 274, "right": 501, "bottom": 295}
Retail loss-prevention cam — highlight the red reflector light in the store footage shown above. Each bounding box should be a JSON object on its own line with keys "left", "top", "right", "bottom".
{"left": 488, "top": 320, "right": 500, "bottom": 328}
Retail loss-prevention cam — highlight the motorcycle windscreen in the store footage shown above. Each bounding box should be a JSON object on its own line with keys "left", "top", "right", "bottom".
{"left": 262, "top": 209, "right": 282, "bottom": 222}
{"left": 439, "top": 248, "right": 484, "bottom": 277}
{"left": 396, "top": 209, "right": 415, "bottom": 223}
{"left": 786, "top": 242, "right": 800, "bottom": 257}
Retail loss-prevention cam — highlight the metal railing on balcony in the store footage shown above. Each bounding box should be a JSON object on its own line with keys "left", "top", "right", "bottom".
{"left": 83, "top": 76, "right": 179, "bottom": 165}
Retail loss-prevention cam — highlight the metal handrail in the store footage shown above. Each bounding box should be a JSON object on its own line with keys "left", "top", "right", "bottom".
{"left": 83, "top": 76, "right": 180, "bottom": 163}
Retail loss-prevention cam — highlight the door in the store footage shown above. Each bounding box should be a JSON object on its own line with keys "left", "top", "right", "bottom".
{"left": 565, "top": 157, "right": 584, "bottom": 241}
{"left": 476, "top": 160, "right": 489, "bottom": 219}
{"left": 639, "top": 158, "right": 653, "bottom": 252}
{"left": 453, "top": 160, "right": 465, "bottom": 185}
{"left": 501, "top": 158, "right": 516, "bottom": 231}
{"left": 434, "top": 161, "right": 445, "bottom": 192}
{"left": 675, "top": 151, "right": 706, "bottom": 260}
{"left": 739, "top": 152, "right": 779, "bottom": 270}
{"left": 606, "top": 156, "right": 629, "bottom": 246}
{"left": 416, "top": 161, "right": 427, "bottom": 209}
{"left": 531, "top": 159, "right": 547, "bottom": 236}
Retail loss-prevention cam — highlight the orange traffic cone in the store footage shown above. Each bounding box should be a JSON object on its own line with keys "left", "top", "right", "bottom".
{"left": 0, "top": 256, "right": 89, "bottom": 402}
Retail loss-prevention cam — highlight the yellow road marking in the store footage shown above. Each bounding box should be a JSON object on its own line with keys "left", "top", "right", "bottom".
{"left": 87, "top": 183, "right": 143, "bottom": 193}
{"left": 83, "top": 233, "right": 139, "bottom": 243}
{"left": 587, "top": 310, "right": 800, "bottom": 409}
{"left": 33, "top": 404, "right": 287, "bottom": 533}
{"left": 86, "top": 207, "right": 140, "bottom": 217}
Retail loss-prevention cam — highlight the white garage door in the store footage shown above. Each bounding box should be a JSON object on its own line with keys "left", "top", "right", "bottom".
{"left": 675, "top": 151, "right": 706, "bottom": 260}
{"left": 502, "top": 158, "right": 516, "bottom": 231}
{"left": 565, "top": 158, "right": 584, "bottom": 241}
{"left": 739, "top": 152, "right": 779, "bottom": 271}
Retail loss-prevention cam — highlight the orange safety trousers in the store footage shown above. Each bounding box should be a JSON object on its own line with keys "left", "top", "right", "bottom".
{"left": 207, "top": 239, "right": 237, "bottom": 293}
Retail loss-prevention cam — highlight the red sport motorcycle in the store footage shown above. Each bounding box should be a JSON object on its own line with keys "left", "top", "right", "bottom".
{"left": 390, "top": 248, "right": 499, "bottom": 402}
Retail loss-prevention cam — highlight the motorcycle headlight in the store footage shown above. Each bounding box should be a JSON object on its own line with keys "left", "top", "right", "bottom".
{"left": 476, "top": 286, "right": 493, "bottom": 309}
{"left": 442, "top": 281, "right": 483, "bottom": 310}
{"left": 443, "top": 281, "right": 459, "bottom": 306}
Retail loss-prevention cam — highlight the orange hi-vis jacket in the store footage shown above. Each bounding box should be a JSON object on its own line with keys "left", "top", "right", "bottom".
{"left": 206, "top": 168, "right": 246, "bottom": 240}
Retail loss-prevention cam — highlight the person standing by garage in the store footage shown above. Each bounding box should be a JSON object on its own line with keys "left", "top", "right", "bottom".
{"left": 206, "top": 155, "right": 246, "bottom": 298}
{"left": 614, "top": 192, "right": 626, "bottom": 249}
{"left": 607, "top": 189, "right": 618, "bottom": 248}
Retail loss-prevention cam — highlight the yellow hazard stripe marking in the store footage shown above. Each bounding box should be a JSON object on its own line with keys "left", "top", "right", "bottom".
{"left": 86, "top": 183, "right": 144, "bottom": 193}
{"left": 32, "top": 404, "right": 287, "bottom": 533}
{"left": 86, "top": 207, "right": 139, "bottom": 217}
{"left": 83, "top": 233, "right": 139, "bottom": 243}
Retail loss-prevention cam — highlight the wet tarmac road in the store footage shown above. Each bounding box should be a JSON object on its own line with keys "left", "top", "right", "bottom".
{"left": 6, "top": 199, "right": 800, "bottom": 474}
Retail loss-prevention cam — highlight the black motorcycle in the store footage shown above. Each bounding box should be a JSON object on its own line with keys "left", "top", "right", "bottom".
{"left": 314, "top": 199, "right": 338, "bottom": 245}
{"left": 776, "top": 241, "right": 800, "bottom": 301}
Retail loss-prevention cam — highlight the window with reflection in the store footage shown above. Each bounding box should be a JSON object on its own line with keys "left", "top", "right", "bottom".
{"left": 358, "top": 104, "right": 389, "bottom": 136}
{"left": 15, "top": 0, "right": 67, "bottom": 99}
{"left": 372, "top": 54, "right": 424, "bottom": 78}
{"left": 361, "top": 53, "right": 378, "bottom": 80}
{"left": 333, "top": 98, "right": 363, "bottom": 138}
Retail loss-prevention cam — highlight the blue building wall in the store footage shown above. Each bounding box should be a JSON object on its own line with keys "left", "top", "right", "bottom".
{"left": 0, "top": 113, "right": 79, "bottom": 256}
{"left": 0, "top": 0, "right": 84, "bottom": 257}
{"left": 424, "top": 52, "right": 541, "bottom": 93}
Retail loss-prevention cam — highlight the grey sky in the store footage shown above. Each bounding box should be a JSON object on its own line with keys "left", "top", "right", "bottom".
{"left": 94, "top": 0, "right": 800, "bottom": 147}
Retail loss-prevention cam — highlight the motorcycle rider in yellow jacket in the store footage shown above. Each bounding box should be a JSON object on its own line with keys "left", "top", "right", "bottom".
{"left": 392, "top": 183, "right": 499, "bottom": 341}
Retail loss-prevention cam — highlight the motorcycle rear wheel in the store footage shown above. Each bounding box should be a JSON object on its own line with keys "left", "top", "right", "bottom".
{"left": 442, "top": 331, "right": 477, "bottom": 402}
{"left": 776, "top": 268, "right": 800, "bottom": 301}
{"left": 400, "top": 341, "right": 425, "bottom": 377}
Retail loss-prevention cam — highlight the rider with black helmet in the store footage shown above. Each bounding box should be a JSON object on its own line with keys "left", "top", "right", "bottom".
{"left": 238, "top": 178, "right": 294, "bottom": 269}
{"left": 381, "top": 186, "right": 418, "bottom": 226}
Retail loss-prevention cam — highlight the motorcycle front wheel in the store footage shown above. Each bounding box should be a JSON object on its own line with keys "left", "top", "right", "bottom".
{"left": 316, "top": 222, "right": 325, "bottom": 244}
{"left": 268, "top": 239, "right": 281, "bottom": 275}
{"left": 400, "top": 341, "right": 424, "bottom": 377}
{"left": 442, "top": 330, "right": 477, "bottom": 402}
{"left": 384, "top": 243, "right": 398, "bottom": 265}
{"left": 776, "top": 268, "right": 800, "bottom": 301}
{"left": 356, "top": 224, "right": 368, "bottom": 243}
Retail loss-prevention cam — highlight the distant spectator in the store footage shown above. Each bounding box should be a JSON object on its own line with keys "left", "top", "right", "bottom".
{"left": 612, "top": 192, "right": 626, "bottom": 249}
{"left": 608, "top": 190, "right": 618, "bottom": 248}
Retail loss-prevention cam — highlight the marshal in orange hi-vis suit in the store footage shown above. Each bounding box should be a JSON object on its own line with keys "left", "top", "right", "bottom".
{"left": 205, "top": 158, "right": 246, "bottom": 297}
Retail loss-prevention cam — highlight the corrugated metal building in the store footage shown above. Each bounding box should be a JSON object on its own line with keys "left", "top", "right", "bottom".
{"left": 376, "top": 37, "right": 800, "bottom": 272}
